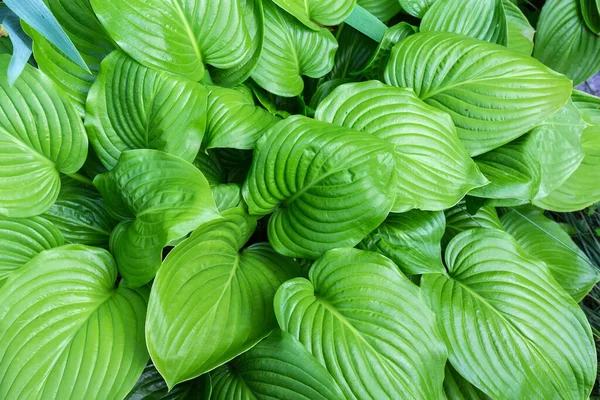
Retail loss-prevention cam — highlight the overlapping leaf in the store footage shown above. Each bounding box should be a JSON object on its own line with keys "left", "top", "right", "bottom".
{"left": 399, "top": 0, "right": 438, "bottom": 17}
{"left": 503, "top": 0, "right": 535, "bottom": 55}
{"left": 125, "top": 364, "right": 211, "bottom": 400}
{"left": 271, "top": 0, "right": 356, "bottom": 30}
{"left": 357, "top": 0, "right": 401, "bottom": 21}
{"left": 443, "top": 200, "right": 503, "bottom": 246}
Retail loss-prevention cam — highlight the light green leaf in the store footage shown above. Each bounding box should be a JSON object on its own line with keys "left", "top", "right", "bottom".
{"left": 125, "top": 364, "right": 211, "bottom": 400}
{"left": 0, "top": 245, "right": 149, "bottom": 400}
{"left": 443, "top": 200, "right": 503, "bottom": 246}
{"left": 581, "top": 0, "right": 600, "bottom": 33}
{"left": 0, "top": 55, "right": 88, "bottom": 218}
{"left": 501, "top": 207, "right": 600, "bottom": 301}
{"left": 444, "top": 364, "right": 491, "bottom": 400}
{"left": 251, "top": 1, "right": 338, "bottom": 97}
{"left": 242, "top": 115, "right": 396, "bottom": 259}
{"left": 86, "top": 50, "right": 207, "bottom": 170}
{"left": 212, "top": 184, "right": 244, "bottom": 212}
{"left": 421, "top": 0, "right": 508, "bottom": 45}
{"left": 204, "top": 85, "right": 280, "bottom": 150}
{"left": 384, "top": 31, "right": 572, "bottom": 156}
{"left": 94, "top": 150, "right": 220, "bottom": 287}
{"left": 146, "top": 209, "right": 300, "bottom": 388}
{"left": 210, "top": 329, "right": 344, "bottom": 400}
{"left": 398, "top": 0, "right": 438, "bottom": 17}
{"left": 357, "top": 0, "right": 401, "bottom": 21}
{"left": 0, "top": 215, "right": 63, "bottom": 287}
{"left": 271, "top": 0, "right": 356, "bottom": 30}
{"left": 422, "top": 229, "right": 596, "bottom": 399}
{"left": 534, "top": 0, "right": 600, "bottom": 85}
{"left": 42, "top": 177, "right": 116, "bottom": 247}
{"left": 359, "top": 210, "right": 446, "bottom": 275}
{"left": 26, "top": 0, "right": 115, "bottom": 115}
{"left": 275, "top": 248, "right": 447, "bottom": 399}
{"left": 316, "top": 81, "right": 487, "bottom": 212}
{"left": 503, "top": 0, "right": 535, "bottom": 55}
{"left": 90, "top": 0, "right": 253, "bottom": 81}
{"left": 572, "top": 89, "right": 600, "bottom": 125}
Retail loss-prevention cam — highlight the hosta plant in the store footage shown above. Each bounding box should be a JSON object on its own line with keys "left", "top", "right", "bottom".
{"left": 0, "top": 0, "right": 600, "bottom": 399}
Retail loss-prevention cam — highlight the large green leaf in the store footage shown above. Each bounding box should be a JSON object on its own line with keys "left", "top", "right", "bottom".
{"left": 146, "top": 209, "right": 300, "bottom": 388}
{"left": 384, "top": 31, "right": 572, "bottom": 156}
{"left": 86, "top": 50, "right": 207, "bottom": 170}
{"left": 501, "top": 207, "right": 600, "bottom": 301}
{"left": 0, "top": 245, "right": 149, "bottom": 399}
{"left": 204, "top": 85, "right": 279, "bottom": 150}
{"left": 271, "top": 0, "right": 356, "bottom": 30}
{"left": 94, "top": 150, "right": 219, "bottom": 287}
{"left": 125, "top": 364, "right": 211, "bottom": 400}
{"left": 444, "top": 364, "right": 491, "bottom": 400}
{"left": 275, "top": 248, "right": 447, "bottom": 399}
{"left": 534, "top": 0, "right": 600, "bottom": 85}
{"left": 242, "top": 115, "right": 396, "bottom": 259}
{"left": 581, "top": 0, "right": 600, "bottom": 33}
{"left": 357, "top": 0, "right": 401, "bottom": 21}
{"left": 422, "top": 229, "right": 596, "bottom": 399}
{"left": 0, "top": 216, "right": 63, "bottom": 287}
{"left": 421, "top": 0, "right": 508, "bottom": 45}
{"left": 503, "top": 0, "right": 535, "bottom": 55}
{"left": 42, "top": 176, "right": 116, "bottom": 248}
{"left": 26, "top": 0, "right": 115, "bottom": 115}
{"left": 251, "top": 1, "right": 338, "bottom": 97}
{"left": 316, "top": 81, "right": 487, "bottom": 212}
{"left": 210, "top": 329, "right": 344, "bottom": 400}
{"left": 359, "top": 210, "right": 446, "bottom": 275}
{"left": 0, "top": 55, "right": 88, "bottom": 218}
{"left": 90, "top": 0, "right": 253, "bottom": 81}
{"left": 398, "top": 0, "right": 438, "bottom": 17}
{"left": 443, "top": 200, "right": 503, "bottom": 246}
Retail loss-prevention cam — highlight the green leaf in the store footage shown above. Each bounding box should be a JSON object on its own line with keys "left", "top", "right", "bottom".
{"left": 274, "top": 248, "right": 448, "bottom": 399}
{"left": 25, "top": 0, "right": 115, "bottom": 115}
{"left": 0, "top": 245, "right": 149, "bottom": 399}
{"left": 572, "top": 89, "right": 600, "bottom": 126}
{"left": 581, "top": 0, "right": 600, "bottom": 33}
{"left": 534, "top": 0, "right": 600, "bottom": 85}
{"left": 0, "top": 55, "right": 88, "bottom": 218}
{"left": 421, "top": 0, "right": 508, "bottom": 45}
{"left": 0, "top": 215, "right": 63, "bottom": 287}
{"left": 1, "top": 9, "right": 33, "bottom": 85}
{"left": 316, "top": 81, "right": 487, "bottom": 212}
{"left": 210, "top": 329, "right": 344, "bottom": 400}
{"left": 146, "top": 209, "right": 300, "bottom": 388}
{"left": 193, "top": 151, "right": 226, "bottom": 187}
{"left": 384, "top": 31, "right": 573, "bottom": 156}
{"left": 501, "top": 207, "right": 600, "bottom": 301}
{"left": 327, "top": 25, "right": 377, "bottom": 81}
{"left": 503, "top": 0, "right": 535, "bottom": 55}
{"left": 242, "top": 115, "right": 396, "bottom": 259}
{"left": 422, "top": 229, "right": 596, "bottom": 399}
{"left": 213, "top": 184, "right": 244, "bottom": 212}
{"left": 90, "top": 0, "right": 253, "bottom": 81}
{"left": 125, "top": 364, "right": 211, "bottom": 400}
{"left": 42, "top": 176, "right": 117, "bottom": 247}
{"left": 271, "top": 0, "right": 356, "bottom": 30}
{"left": 342, "top": 4, "right": 387, "bottom": 42}
{"left": 444, "top": 364, "right": 491, "bottom": 400}
{"left": 204, "top": 85, "right": 280, "bottom": 150}
{"left": 357, "top": 0, "right": 402, "bottom": 21}
{"left": 251, "top": 1, "right": 338, "bottom": 97}
{"left": 398, "top": 0, "right": 437, "bottom": 17}
{"left": 94, "top": 150, "right": 219, "bottom": 287}
{"left": 443, "top": 200, "right": 503, "bottom": 246}
{"left": 86, "top": 50, "right": 207, "bottom": 170}
{"left": 359, "top": 210, "right": 446, "bottom": 275}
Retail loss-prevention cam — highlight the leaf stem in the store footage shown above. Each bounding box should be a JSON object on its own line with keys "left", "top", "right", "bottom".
{"left": 66, "top": 172, "right": 94, "bottom": 186}
{"left": 343, "top": 5, "right": 386, "bottom": 43}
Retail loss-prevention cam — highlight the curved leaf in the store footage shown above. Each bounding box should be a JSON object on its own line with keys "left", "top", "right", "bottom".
{"left": 0, "top": 245, "right": 149, "bottom": 399}
{"left": 357, "top": 0, "right": 402, "bottom": 21}
{"left": 581, "top": 0, "right": 600, "bottom": 33}
{"left": 274, "top": 248, "right": 447, "bottom": 399}
{"left": 444, "top": 364, "right": 491, "bottom": 400}
{"left": 534, "top": 0, "right": 600, "bottom": 85}
{"left": 384, "top": 31, "right": 572, "bottom": 156}
{"left": 421, "top": 0, "right": 508, "bottom": 45}
{"left": 193, "top": 151, "right": 226, "bottom": 187}
{"left": 398, "top": 0, "right": 437, "bottom": 17}
{"left": 0, "top": 55, "right": 88, "bottom": 217}
{"left": 0, "top": 215, "right": 63, "bottom": 287}
{"left": 204, "top": 85, "right": 279, "bottom": 150}
{"left": 146, "top": 209, "right": 300, "bottom": 388}
{"left": 316, "top": 81, "right": 487, "bottom": 212}
{"left": 503, "top": 0, "right": 535, "bottom": 55}
{"left": 90, "top": 0, "right": 253, "bottom": 81}
{"left": 242, "top": 115, "right": 396, "bottom": 259}
{"left": 86, "top": 50, "right": 207, "bottom": 170}
{"left": 210, "top": 329, "right": 344, "bottom": 400}
{"left": 443, "top": 200, "right": 503, "bottom": 246}
{"left": 26, "top": 0, "right": 115, "bottom": 115}
{"left": 1, "top": 10, "right": 33, "bottom": 85}
{"left": 422, "top": 229, "right": 596, "bottom": 399}
{"left": 94, "top": 150, "right": 219, "bottom": 287}
{"left": 213, "top": 184, "right": 244, "bottom": 213}
{"left": 572, "top": 89, "right": 600, "bottom": 125}
{"left": 125, "top": 364, "right": 211, "bottom": 400}
{"left": 359, "top": 210, "right": 446, "bottom": 275}
{"left": 271, "top": 0, "right": 356, "bottom": 30}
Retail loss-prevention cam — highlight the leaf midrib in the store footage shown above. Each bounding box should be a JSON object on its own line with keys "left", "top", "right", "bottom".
{"left": 171, "top": 0, "right": 202, "bottom": 63}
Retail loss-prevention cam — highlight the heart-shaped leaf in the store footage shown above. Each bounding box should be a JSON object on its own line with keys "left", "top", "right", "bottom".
{"left": 213, "top": 184, "right": 244, "bottom": 212}
{"left": 443, "top": 200, "right": 503, "bottom": 246}
{"left": 86, "top": 50, "right": 207, "bottom": 170}
{"left": 271, "top": 0, "right": 356, "bottom": 30}
{"left": 385, "top": 31, "right": 572, "bottom": 156}
{"left": 210, "top": 329, "right": 344, "bottom": 400}
{"left": 242, "top": 115, "right": 396, "bottom": 259}
{"left": 0, "top": 245, "right": 149, "bottom": 399}
{"left": 503, "top": 0, "right": 534, "bottom": 55}
{"left": 316, "top": 81, "right": 487, "bottom": 212}
{"left": 0, "top": 55, "right": 88, "bottom": 217}
{"left": 146, "top": 208, "right": 300, "bottom": 388}
{"left": 422, "top": 228, "right": 596, "bottom": 399}
{"left": 275, "top": 248, "right": 448, "bottom": 399}
{"left": 94, "top": 150, "right": 219, "bottom": 287}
